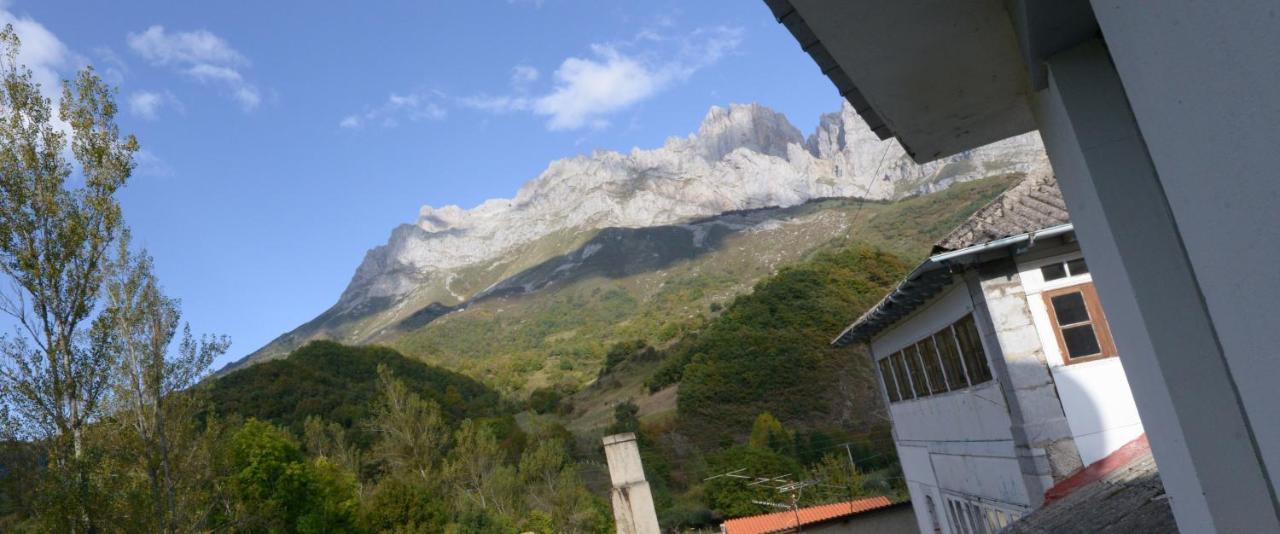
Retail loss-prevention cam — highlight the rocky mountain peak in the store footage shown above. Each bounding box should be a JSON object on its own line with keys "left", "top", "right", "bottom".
{"left": 685, "top": 102, "right": 805, "bottom": 161}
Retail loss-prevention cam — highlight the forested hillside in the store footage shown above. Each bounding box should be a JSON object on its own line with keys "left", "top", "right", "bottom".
{"left": 206, "top": 341, "right": 508, "bottom": 446}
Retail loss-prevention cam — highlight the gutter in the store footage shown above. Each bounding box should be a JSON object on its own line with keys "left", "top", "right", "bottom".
{"left": 930, "top": 223, "right": 1075, "bottom": 263}
{"left": 831, "top": 223, "right": 1075, "bottom": 346}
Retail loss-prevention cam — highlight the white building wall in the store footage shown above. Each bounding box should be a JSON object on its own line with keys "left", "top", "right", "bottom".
{"left": 1017, "top": 251, "right": 1144, "bottom": 466}
{"left": 872, "top": 283, "right": 1031, "bottom": 533}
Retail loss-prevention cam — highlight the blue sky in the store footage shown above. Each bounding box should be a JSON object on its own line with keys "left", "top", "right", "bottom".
{"left": 7, "top": 1, "right": 841, "bottom": 369}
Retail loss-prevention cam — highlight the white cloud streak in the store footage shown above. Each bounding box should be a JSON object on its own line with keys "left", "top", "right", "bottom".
{"left": 462, "top": 25, "right": 744, "bottom": 131}
{"left": 339, "top": 91, "right": 448, "bottom": 129}
{"left": 128, "top": 90, "right": 183, "bottom": 120}
{"left": 127, "top": 25, "right": 261, "bottom": 111}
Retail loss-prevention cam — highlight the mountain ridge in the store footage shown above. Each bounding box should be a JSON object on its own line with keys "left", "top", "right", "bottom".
{"left": 228, "top": 102, "right": 1044, "bottom": 371}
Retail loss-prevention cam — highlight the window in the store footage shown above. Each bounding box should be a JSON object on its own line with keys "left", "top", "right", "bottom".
{"left": 1043, "top": 282, "right": 1116, "bottom": 363}
{"left": 903, "top": 346, "right": 930, "bottom": 398}
{"left": 879, "top": 358, "right": 901, "bottom": 402}
{"left": 918, "top": 339, "right": 948, "bottom": 394}
{"left": 878, "top": 313, "right": 993, "bottom": 404}
{"left": 891, "top": 351, "right": 915, "bottom": 400}
{"left": 943, "top": 495, "right": 1025, "bottom": 534}
{"left": 935, "top": 328, "right": 968, "bottom": 389}
{"left": 954, "top": 314, "right": 993, "bottom": 384}
{"left": 1040, "top": 257, "right": 1089, "bottom": 282}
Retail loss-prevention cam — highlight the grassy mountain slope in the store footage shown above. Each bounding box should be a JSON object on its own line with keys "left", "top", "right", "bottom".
{"left": 382, "top": 174, "right": 1019, "bottom": 397}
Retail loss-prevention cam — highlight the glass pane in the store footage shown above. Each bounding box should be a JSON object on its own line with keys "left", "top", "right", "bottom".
{"left": 1041, "top": 262, "right": 1067, "bottom": 281}
{"left": 1063, "top": 324, "right": 1102, "bottom": 358}
{"left": 891, "top": 351, "right": 915, "bottom": 399}
{"left": 879, "top": 358, "right": 901, "bottom": 402}
{"left": 935, "top": 329, "right": 968, "bottom": 389}
{"left": 1051, "top": 292, "right": 1090, "bottom": 325}
{"left": 918, "top": 339, "right": 948, "bottom": 394}
{"left": 903, "top": 345, "right": 930, "bottom": 397}
{"left": 955, "top": 315, "right": 993, "bottom": 384}
{"left": 1067, "top": 257, "right": 1089, "bottom": 275}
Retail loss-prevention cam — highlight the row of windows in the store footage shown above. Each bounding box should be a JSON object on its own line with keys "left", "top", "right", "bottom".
{"left": 876, "top": 314, "right": 993, "bottom": 403}
{"left": 942, "top": 495, "right": 1024, "bottom": 534}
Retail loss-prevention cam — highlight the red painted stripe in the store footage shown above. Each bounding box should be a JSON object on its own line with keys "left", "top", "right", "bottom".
{"left": 1044, "top": 434, "right": 1150, "bottom": 504}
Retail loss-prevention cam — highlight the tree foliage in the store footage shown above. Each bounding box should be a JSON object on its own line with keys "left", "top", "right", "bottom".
{"left": 661, "top": 246, "right": 908, "bottom": 443}
{"left": 207, "top": 341, "right": 503, "bottom": 447}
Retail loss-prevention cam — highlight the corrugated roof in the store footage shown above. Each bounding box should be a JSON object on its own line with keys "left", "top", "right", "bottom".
{"left": 721, "top": 496, "right": 895, "bottom": 534}
{"left": 932, "top": 164, "right": 1067, "bottom": 254}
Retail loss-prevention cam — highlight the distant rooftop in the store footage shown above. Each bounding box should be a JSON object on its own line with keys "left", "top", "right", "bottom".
{"left": 720, "top": 495, "right": 896, "bottom": 534}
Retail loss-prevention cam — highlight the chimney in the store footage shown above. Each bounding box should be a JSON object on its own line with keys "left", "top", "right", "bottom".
{"left": 602, "top": 433, "right": 661, "bottom": 534}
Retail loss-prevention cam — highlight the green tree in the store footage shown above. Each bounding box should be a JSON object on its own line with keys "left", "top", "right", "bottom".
{"left": 802, "top": 452, "right": 868, "bottom": 506}
{"left": 220, "top": 419, "right": 357, "bottom": 533}
{"left": 368, "top": 365, "right": 448, "bottom": 483}
{"left": 100, "top": 235, "right": 230, "bottom": 532}
{"left": 747, "top": 412, "right": 793, "bottom": 455}
{"left": 703, "top": 446, "right": 803, "bottom": 519}
{"left": 0, "top": 23, "right": 137, "bottom": 529}
{"left": 358, "top": 474, "right": 448, "bottom": 533}
{"left": 303, "top": 415, "right": 362, "bottom": 487}
{"left": 446, "top": 419, "right": 521, "bottom": 518}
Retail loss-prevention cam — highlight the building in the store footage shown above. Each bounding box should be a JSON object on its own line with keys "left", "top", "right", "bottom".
{"left": 832, "top": 170, "right": 1145, "bottom": 533}
{"left": 720, "top": 496, "right": 915, "bottom": 534}
{"left": 764, "top": 1, "right": 1280, "bottom": 532}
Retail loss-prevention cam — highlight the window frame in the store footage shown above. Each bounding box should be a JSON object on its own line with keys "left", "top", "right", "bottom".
{"left": 878, "top": 357, "right": 902, "bottom": 403}
{"left": 1042, "top": 282, "right": 1117, "bottom": 365}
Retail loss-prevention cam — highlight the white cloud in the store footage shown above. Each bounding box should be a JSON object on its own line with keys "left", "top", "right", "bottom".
{"left": 339, "top": 91, "right": 447, "bottom": 129}
{"left": 93, "top": 47, "right": 128, "bottom": 86}
{"left": 126, "top": 26, "right": 245, "bottom": 67}
{"left": 457, "top": 94, "right": 530, "bottom": 114}
{"left": 511, "top": 65, "right": 539, "bottom": 86}
{"left": 532, "top": 46, "right": 658, "bottom": 130}
{"left": 127, "top": 25, "right": 261, "bottom": 111}
{"left": 507, "top": 0, "right": 546, "bottom": 8}
{"left": 0, "top": 8, "right": 77, "bottom": 106}
{"left": 463, "top": 25, "right": 744, "bottom": 131}
{"left": 133, "top": 149, "right": 173, "bottom": 178}
{"left": 128, "top": 90, "right": 182, "bottom": 120}
{"left": 129, "top": 91, "right": 162, "bottom": 119}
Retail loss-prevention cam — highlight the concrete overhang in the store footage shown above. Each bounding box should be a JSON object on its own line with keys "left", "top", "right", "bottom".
{"left": 765, "top": 0, "right": 1097, "bottom": 163}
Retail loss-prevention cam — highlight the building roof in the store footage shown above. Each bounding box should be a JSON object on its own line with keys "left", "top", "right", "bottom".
{"left": 833, "top": 168, "right": 1070, "bottom": 346}
{"left": 932, "top": 166, "right": 1068, "bottom": 253}
{"left": 720, "top": 496, "right": 895, "bottom": 534}
{"left": 1005, "top": 435, "right": 1177, "bottom": 533}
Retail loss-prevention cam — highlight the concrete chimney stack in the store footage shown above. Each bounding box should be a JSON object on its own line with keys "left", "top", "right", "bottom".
{"left": 602, "top": 433, "right": 660, "bottom": 534}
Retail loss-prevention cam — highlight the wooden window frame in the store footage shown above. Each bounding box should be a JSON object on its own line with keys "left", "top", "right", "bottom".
{"left": 878, "top": 357, "right": 902, "bottom": 403}
{"left": 1042, "top": 282, "right": 1118, "bottom": 365}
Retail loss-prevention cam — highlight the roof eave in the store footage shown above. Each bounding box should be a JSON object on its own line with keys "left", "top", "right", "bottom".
{"left": 832, "top": 223, "right": 1074, "bottom": 347}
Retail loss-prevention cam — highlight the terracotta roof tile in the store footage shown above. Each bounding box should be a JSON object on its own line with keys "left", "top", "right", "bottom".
{"left": 721, "top": 496, "right": 895, "bottom": 534}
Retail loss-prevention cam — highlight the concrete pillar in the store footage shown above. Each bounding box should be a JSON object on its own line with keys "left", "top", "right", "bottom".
{"left": 602, "top": 433, "right": 660, "bottom": 534}
{"left": 1031, "top": 38, "right": 1280, "bottom": 533}
{"left": 965, "top": 259, "right": 1082, "bottom": 507}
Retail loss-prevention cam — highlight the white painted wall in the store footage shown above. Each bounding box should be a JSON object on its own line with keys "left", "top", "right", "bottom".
{"left": 1017, "top": 252, "right": 1145, "bottom": 466}
{"left": 872, "top": 283, "right": 1031, "bottom": 533}
{"left": 1091, "top": 0, "right": 1280, "bottom": 501}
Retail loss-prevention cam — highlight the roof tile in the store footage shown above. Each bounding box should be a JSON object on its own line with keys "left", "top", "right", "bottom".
{"left": 721, "top": 496, "right": 895, "bottom": 534}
